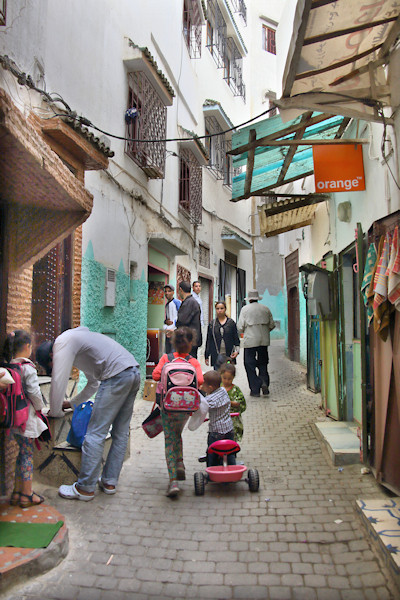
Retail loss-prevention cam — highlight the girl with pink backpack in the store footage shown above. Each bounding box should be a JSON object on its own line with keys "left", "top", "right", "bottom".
{"left": 3, "top": 330, "right": 48, "bottom": 508}
{"left": 152, "top": 327, "right": 203, "bottom": 498}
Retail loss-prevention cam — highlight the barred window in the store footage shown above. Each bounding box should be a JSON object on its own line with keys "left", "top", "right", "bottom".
{"left": 125, "top": 71, "right": 167, "bottom": 178}
{"left": 183, "top": 0, "right": 202, "bottom": 58}
{"left": 206, "top": 0, "right": 227, "bottom": 68}
{"left": 263, "top": 26, "right": 276, "bottom": 55}
{"left": 231, "top": 0, "right": 247, "bottom": 25}
{"left": 177, "top": 264, "right": 191, "bottom": 285}
{"left": 224, "top": 250, "right": 238, "bottom": 267}
{"left": 205, "top": 116, "right": 226, "bottom": 180}
{"left": 199, "top": 243, "right": 210, "bottom": 269}
{"left": 179, "top": 148, "right": 202, "bottom": 224}
{"left": 0, "top": 1, "right": 6, "bottom": 25}
{"left": 223, "top": 38, "right": 245, "bottom": 101}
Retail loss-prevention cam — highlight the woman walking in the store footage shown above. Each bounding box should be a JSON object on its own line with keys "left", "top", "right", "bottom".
{"left": 205, "top": 301, "right": 240, "bottom": 370}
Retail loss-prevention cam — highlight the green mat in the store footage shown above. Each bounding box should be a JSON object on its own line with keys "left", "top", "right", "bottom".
{"left": 0, "top": 520, "right": 64, "bottom": 548}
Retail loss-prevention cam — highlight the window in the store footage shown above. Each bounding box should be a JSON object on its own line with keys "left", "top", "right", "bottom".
{"left": 231, "top": 0, "right": 247, "bottom": 25}
{"left": 204, "top": 116, "right": 225, "bottom": 179}
{"left": 223, "top": 38, "right": 245, "bottom": 100}
{"left": 199, "top": 243, "right": 210, "bottom": 269}
{"left": 0, "top": 1, "right": 6, "bottom": 26}
{"left": 206, "top": 0, "right": 227, "bottom": 68}
{"left": 263, "top": 25, "right": 276, "bottom": 55}
{"left": 183, "top": 0, "right": 202, "bottom": 58}
{"left": 179, "top": 148, "right": 202, "bottom": 224}
{"left": 125, "top": 71, "right": 167, "bottom": 178}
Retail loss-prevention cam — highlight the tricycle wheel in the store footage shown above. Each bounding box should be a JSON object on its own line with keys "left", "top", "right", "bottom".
{"left": 248, "top": 468, "right": 259, "bottom": 492}
{"left": 194, "top": 472, "right": 205, "bottom": 496}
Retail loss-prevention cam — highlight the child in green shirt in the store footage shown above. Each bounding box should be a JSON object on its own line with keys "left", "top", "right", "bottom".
{"left": 220, "top": 362, "right": 246, "bottom": 442}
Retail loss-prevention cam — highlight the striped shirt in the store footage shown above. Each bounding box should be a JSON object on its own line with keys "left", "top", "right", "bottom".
{"left": 205, "top": 387, "right": 233, "bottom": 434}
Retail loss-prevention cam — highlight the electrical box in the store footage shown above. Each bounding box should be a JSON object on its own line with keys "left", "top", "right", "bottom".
{"left": 307, "top": 271, "right": 330, "bottom": 316}
{"left": 105, "top": 268, "right": 116, "bottom": 307}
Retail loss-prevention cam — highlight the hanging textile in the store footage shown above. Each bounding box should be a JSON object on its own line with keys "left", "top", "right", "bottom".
{"left": 372, "top": 234, "right": 392, "bottom": 341}
{"left": 361, "top": 242, "right": 377, "bottom": 324}
{"left": 386, "top": 225, "right": 400, "bottom": 310}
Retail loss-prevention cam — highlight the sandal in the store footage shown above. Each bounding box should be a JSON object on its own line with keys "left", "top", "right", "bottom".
{"left": 10, "top": 491, "right": 21, "bottom": 506}
{"left": 19, "top": 492, "right": 45, "bottom": 508}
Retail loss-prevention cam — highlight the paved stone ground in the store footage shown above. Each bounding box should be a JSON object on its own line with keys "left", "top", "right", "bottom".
{"left": 5, "top": 341, "right": 399, "bottom": 600}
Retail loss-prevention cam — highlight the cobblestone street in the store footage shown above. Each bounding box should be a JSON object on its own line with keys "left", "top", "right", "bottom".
{"left": 5, "top": 341, "right": 398, "bottom": 600}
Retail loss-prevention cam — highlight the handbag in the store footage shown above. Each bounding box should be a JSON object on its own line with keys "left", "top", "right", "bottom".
{"left": 212, "top": 320, "right": 227, "bottom": 369}
{"left": 36, "top": 411, "right": 51, "bottom": 442}
{"left": 67, "top": 400, "right": 94, "bottom": 448}
{"left": 142, "top": 402, "right": 163, "bottom": 438}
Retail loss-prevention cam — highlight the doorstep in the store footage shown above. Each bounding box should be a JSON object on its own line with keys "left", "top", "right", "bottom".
{"left": 356, "top": 497, "right": 400, "bottom": 590}
{"left": 0, "top": 502, "right": 68, "bottom": 593}
{"left": 313, "top": 421, "right": 360, "bottom": 466}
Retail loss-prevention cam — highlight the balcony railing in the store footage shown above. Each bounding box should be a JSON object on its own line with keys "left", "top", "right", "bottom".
{"left": 231, "top": 0, "right": 247, "bottom": 25}
{"left": 224, "top": 38, "right": 246, "bottom": 101}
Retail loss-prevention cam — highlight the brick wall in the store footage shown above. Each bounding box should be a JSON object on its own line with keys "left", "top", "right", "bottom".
{"left": 6, "top": 266, "right": 33, "bottom": 332}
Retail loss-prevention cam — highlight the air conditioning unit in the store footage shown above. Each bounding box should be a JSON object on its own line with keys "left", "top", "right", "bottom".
{"left": 105, "top": 268, "right": 116, "bottom": 307}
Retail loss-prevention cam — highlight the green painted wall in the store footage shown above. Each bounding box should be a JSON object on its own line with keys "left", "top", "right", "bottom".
{"left": 81, "top": 252, "right": 148, "bottom": 381}
{"left": 260, "top": 289, "right": 286, "bottom": 341}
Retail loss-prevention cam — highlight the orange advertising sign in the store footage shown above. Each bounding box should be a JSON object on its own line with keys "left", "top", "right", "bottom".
{"left": 313, "top": 144, "right": 365, "bottom": 193}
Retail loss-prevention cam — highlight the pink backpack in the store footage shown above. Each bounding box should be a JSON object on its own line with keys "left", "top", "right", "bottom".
{"left": 0, "top": 363, "right": 29, "bottom": 432}
{"left": 157, "top": 353, "right": 200, "bottom": 413}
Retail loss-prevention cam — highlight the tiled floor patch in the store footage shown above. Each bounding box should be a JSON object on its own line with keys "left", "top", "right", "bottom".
{"left": 357, "top": 497, "right": 400, "bottom": 582}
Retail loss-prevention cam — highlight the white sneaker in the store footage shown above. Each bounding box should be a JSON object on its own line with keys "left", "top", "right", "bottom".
{"left": 166, "top": 480, "right": 180, "bottom": 498}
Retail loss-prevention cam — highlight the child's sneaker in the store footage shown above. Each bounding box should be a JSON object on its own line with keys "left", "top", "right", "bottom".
{"left": 176, "top": 461, "right": 186, "bottom": 480}
{"left": 166, "top": 480, "right": 180, "bottom": 497}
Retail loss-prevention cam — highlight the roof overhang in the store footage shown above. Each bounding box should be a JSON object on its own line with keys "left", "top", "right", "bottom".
{"left": 230, "top": 111, "right": 352, "bottom": 201}
{"left": 277, "top": 0, "right": 400, "bottom": 123}
{"left": 221, "top": 227, "right": 252, "bottom": 249}
{"left": 123, "top": 39, "right": 175, "bottom": 107}
{"left": 258, "top": 193, "right": 328, "bottom": 237}
{"left": 0, "top": 89, "right": 93, "bottom": 271}
{"left": 148, "top": 233, "right": 188, "bottom": 257}
{"left": 41, "top": 117, "right": 112, "bottom": 170}
{"left": 203, "top": 102, "right": 234, "bottom": 133}
{"left": 178, "top": 126, "right": 209, "bottom": 165}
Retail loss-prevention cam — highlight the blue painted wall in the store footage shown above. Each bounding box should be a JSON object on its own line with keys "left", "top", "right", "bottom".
{"left": 259, "top": 289, "right": 286, "bottom": 342}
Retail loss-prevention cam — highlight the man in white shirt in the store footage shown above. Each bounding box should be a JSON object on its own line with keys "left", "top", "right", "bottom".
{"left": 36, "top": 326, "right": 140, "bottom": 501}
{"left": 163, "top": 284, "right": 181, "bottom": 354}
{"left": 192, "top": 281, "right": 204, "bottom": 327}
{"left": 237, "top": 290, "right": 275, "bottom": 397}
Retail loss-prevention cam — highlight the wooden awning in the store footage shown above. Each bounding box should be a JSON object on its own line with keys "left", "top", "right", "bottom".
{"left": 230, "top": 111, "right": 351, "bottom": 201}
{"left": 0, "top": 89, "right": 93, "bottom": 271}
{"left": 277, "top": 0, "right": 400, "bottom": 122}
{"left": 258, "top": 193, "right": 328, "bottom": 237}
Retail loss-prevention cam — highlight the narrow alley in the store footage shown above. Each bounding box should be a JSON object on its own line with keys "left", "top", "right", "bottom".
{"left": 5, "top": 342, "right": 398, "bottom": 600}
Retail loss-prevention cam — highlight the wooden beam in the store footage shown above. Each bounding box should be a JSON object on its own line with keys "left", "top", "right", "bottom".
{"left": 282, "top": 0, "right": 313, "bottom": 97}
{"left": 329, "top": 59, "right": 386, "bottom": 87}
{"left": 258, "top": 193, "right": 329, "bottom": 200}
{"left": 311, "top": 0, "right": 337, "bottom": 8}
{"left": 276, "top": 112, "right": 312, "bottom": 186}
{"left": 304, "top": 16, "right": 398, "bottom": 46}
{"left": 243, "top": 129, "right": 257, "bottom": 198}
{"left": 275, "top": 96, "right": 393, "bottom": 124}
{"left": 295, "top": 44, "right": 383, "bottom": 81}
{"left": 264, "top": 219, "right": 314, "bottom": 237}
{"left": 379, "top": 14, "right": 400, "bottom": 58}
{"left": 229, "top": 112, "right": 334, "bottom": 156}
{"left": 262, "top": 195, "right": 327, "bottom": 217}
{"left": 242, "top": 138, "right": 368, "bottom": 147}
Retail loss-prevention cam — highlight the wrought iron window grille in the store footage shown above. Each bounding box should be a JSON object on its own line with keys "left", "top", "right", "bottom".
{"left": 0, "top": 0, "right": 6, "bottom": 26}
{"left": 199, "top": 243, "right": 210, "bottom": 269}
{"left": 204, "top": 116, "right": 226, "bottom": 180}
{"left": 183, "top": 0, "right": 202, "bottom": 59}
{"left": 206, "top": 0, "right": 227, "bottom": 69}
{"left": 125, "top": 71, "right": 167, "bottom": 179}
{"left": 223, "top": 38, "right": 246, "bottom": 101}
{"left": 179, "top": 148, "right": 202, "bottom": 225}
{"left": 231, "top": 0, "right": 247, "bottom": 25}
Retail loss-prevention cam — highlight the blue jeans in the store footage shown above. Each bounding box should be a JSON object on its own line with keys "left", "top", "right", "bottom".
{"left": 78, "top": 366, "right": 140, "bottom": 492}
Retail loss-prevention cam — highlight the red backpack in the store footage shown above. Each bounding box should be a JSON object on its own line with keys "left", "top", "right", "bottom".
{"left": 0, "top": 363, "right": 30, "bottom": 431}
{"left": 157, "top": 353, "right": 200, "bottom": 413}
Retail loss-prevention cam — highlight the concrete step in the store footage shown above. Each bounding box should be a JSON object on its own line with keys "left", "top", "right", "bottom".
{"left": 313, "top": 420, "right": 361, "bottom": 465}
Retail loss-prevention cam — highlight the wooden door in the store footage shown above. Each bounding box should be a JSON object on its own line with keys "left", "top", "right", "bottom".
{"left": 285, "top": 251, "right": 300, "bottom": 362}
{"left": 31, "top": 236, "right": 72, "bottom": 351}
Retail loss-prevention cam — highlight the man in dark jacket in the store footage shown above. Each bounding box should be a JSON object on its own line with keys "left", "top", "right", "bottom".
{"left": 176, "top": 281, "right": 202, "bottom": 358}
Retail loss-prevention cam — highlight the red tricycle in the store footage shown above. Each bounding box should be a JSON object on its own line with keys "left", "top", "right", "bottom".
{"left": 194, "top": 437, "right": 260, "bottom": 496}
